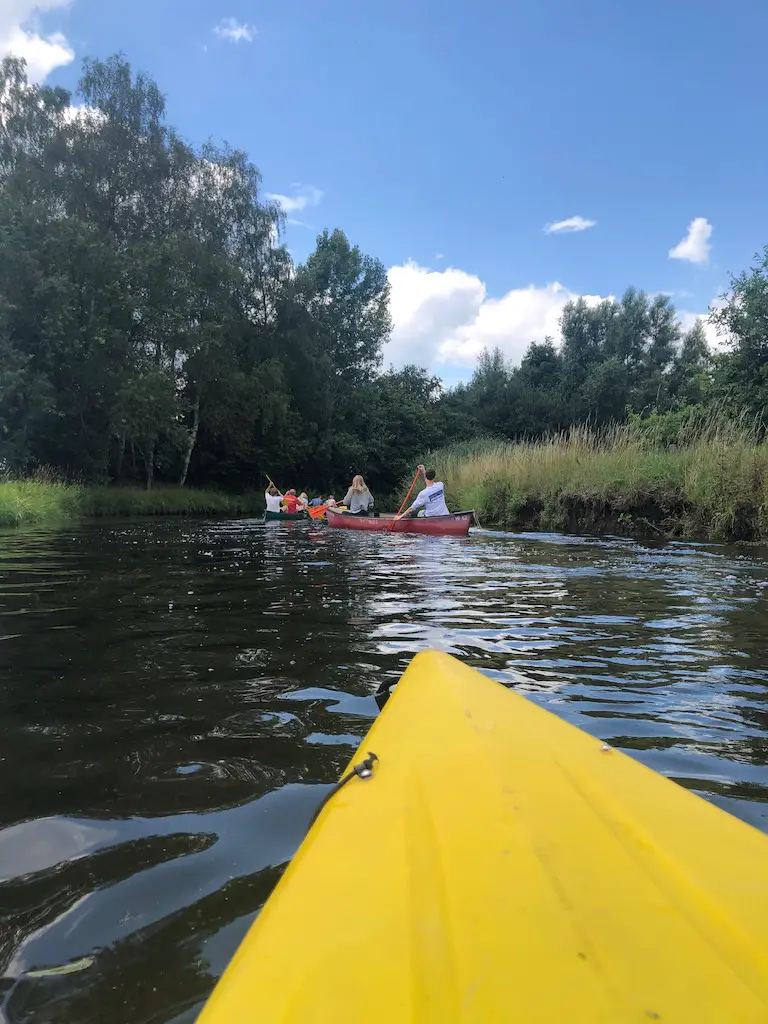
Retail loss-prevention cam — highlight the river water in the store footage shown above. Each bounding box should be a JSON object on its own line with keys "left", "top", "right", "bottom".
{"left": 1, "top": 518, "right": 767, "bottom": 1022}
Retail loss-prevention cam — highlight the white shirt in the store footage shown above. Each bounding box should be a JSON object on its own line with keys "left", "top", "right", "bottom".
{"left": 265, "top": 491, "right": 282, "bottom": 512}
{"left": 411, "top": 481, "right": 449, "bottom": 517}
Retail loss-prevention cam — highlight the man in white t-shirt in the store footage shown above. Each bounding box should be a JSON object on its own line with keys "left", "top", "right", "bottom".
{"left": 401, "top": 466, "right": 450, "bottom": 518}
{"left": 264, "top": 485, "right": 283, "bottom": 512}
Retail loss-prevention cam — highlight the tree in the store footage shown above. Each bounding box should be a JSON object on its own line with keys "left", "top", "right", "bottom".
{"left": 711, "top": 248, "right": 768, "bottom": 418}
{"left": 353, "top": 366, "right": 445, "bottom": 492}
{"left": 633, "top": 294, "right": 680, "bottom": 412}
{"left": 560, "top": 298, "right": 609, "bottom": 380}
{"left": 279, "top": 229, "right": 393, "bottom": 484}
{"left": 668, "top": 321, "right": 711, "bottom": 409}
{"left": 295, "top": 229, "right": 391, "bottom": 383}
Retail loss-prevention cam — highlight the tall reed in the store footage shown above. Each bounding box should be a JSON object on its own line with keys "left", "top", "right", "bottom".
{"left": 426, "top": 421, "right": 768, "bottom": 541}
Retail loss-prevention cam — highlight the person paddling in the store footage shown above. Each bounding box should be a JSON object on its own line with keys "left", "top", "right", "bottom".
{"left": 400, "top": 466, "right": 449, "bottom": 518}
{"left": 265, "top": 484, "right": 283, "bottom": 513}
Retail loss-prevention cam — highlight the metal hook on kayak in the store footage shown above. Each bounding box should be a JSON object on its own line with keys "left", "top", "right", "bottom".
{"left": 306, "top": 752, "right": 379, "bottom": 833}
{"left": 352, "top": 752, "right": 379, "bottom": 778}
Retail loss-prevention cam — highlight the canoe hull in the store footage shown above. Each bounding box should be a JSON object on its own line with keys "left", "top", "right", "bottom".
{"left": 326, "top": 508, "right": 473, "bottom": 536}
{"left": 198, "top": 651, "right": 768, "bottom": 1023}
{"left": 264, "top": 510, "right": 308, "bottom": 521}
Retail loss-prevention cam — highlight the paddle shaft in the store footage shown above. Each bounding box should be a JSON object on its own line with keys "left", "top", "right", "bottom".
{"left": 388, "top": 466, "right": 426, "bottom": 531}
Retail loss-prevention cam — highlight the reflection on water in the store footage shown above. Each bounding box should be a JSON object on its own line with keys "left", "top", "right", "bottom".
{"left": 1, "top": 519, "right": 767, "bottom": 1022}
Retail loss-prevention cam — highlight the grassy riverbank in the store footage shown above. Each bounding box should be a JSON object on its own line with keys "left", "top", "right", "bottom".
{"left": 0, "top": 481, "right": 262, "bottom": 528}
{"left": 431, "top": 427, "right": 768, "bottom": 541}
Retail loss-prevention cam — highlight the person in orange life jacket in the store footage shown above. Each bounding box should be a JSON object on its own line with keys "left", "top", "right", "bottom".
{"left": 400, "top": 466, "right": 449, "bottom": 518}
{"left": 282, "top": 489, "right": 300, "bottom": 513}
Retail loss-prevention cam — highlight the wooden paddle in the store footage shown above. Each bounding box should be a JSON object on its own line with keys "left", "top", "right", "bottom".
{"left": 388, "top": 465, "right": 426, "bottom": 531}
{"left": 264, "top": 473, "right": 282, "bottom": 495}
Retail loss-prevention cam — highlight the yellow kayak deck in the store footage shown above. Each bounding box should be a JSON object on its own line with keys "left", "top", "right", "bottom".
{"left": 198, "top": 651, "right": 768, "bottom": 1023}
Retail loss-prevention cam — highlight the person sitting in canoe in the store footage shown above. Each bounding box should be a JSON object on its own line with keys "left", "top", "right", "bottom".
{"left": 282, "top": 489, "right": 301, "bottom": 514}
{"left": 265, "top": 484, "right": 283, "bottom": 513}
{"left": 400, "top": 466, "right": 449, "bottom": 518}
{"left": 341, "top": 475, "right": 374, "bottom": 515}
{"left": 297, "top": 492, "right": 309, "bottom": 511}
{"left": 326, "top": 496, "right": 337, "bottom": 507}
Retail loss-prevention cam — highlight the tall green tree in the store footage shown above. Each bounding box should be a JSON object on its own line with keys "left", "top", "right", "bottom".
{"left": 284, "top": 229, "right": 392, "bottom": 483}
{"left": 295, "top": 229, "right": 391, "bottom": 383}
{"left": 668, "top": 321, "right": 711, "bottom": 409}
{"left": 711, "top": 248, "right": 768, "bottom": 419}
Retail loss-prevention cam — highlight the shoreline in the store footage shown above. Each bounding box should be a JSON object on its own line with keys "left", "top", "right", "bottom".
{"left": 6, "top": 432, "right": 768, "bottom": 545}
{"left": 0, "top": 483, "right": 263, "bottom": 528}
{"left": 431, "top": 433, "right": 768, "bottom": 544}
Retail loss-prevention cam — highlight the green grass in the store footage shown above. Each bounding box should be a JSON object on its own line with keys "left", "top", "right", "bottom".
{"left": 0, "top": 480, "right": 263, "bottom": 527}
{"left": 0, "top": 479, "right": 84, "bottom": 527}
{"left": 81, "top": 486, "right": 262, "bottom": 518}
{"left": 426, "top": 424, "right": 768, "bottom": 541}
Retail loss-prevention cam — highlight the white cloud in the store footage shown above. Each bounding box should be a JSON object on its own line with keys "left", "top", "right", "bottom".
{"left": 386, "top": 260, "right": 609, "bottom": 372}
{"left": 669, "top": 217, "right": 712, "bottom": 264}
{"left": 679, "top": 294, "right": 727, "bottom": 351}
{"left": 0, "top": 1, "right": 74, "bottom": 82}
{"left": 544, "top": 215, "right": 596, "bottom": 235}
{"left": 679, "top": 310, "right": 719, "bottom": 349}
{"left": 190, "top": 158, "right": 237, "bottom": 198}
{"left": 213, "top": 17, "right": 256, "bottom": 43}
{"left": 61, "top": 102, "right": 104, "bottom": 125}
{"left": 266, "top": 185, "right": 323, "bottom": 215}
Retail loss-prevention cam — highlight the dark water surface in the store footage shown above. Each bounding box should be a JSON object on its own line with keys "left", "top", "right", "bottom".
{"left": 1, "top": 518, "right": 767, "bottom": 1022}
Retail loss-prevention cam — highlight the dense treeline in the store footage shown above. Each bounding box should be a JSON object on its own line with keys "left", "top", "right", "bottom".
{"left": 0, "top": 55, "right": 413, "bottom": 493}
{"left": 1, "top": 55, "right": 767, "bottom": 497}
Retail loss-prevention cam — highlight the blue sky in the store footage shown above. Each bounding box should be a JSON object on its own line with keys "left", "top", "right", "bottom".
{"left": 4, "top": 0, "right": 767, "bottom": 380}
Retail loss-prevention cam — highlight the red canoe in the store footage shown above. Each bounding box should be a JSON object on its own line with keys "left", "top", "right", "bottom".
{"left": 326, "top": 508, "right": 474, "bottom": 537}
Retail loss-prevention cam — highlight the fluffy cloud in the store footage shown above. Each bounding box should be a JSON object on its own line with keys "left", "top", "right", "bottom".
{"left": 61, "top": 103, "right": 104, "bottom": 125}
{"left": 544, "top": 215, "right": 596, "bottom": 235}
{"left": 679, "top": 293, "right": 728, "bottom": 350}
{"left": 679, "top": 310, "right": 719, "bottom": 349}
{"left": 386, "top": 260, "right": 609, "bottom": 372}
{"left": 266, "top": 185, "right": 324, "bottom": 215}
{"left": 0, "top": 0, "right": 73, "bottom": 82}
{"left": 213, "top": 18, "right": 256, "bottom": 43}
{"left": 669, "top": 217, "right": 712, "bottom": 264}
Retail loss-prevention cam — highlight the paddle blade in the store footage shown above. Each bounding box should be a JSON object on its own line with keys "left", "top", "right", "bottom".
{"left": 307, "top": 505, "right": 328, "bottom": 520}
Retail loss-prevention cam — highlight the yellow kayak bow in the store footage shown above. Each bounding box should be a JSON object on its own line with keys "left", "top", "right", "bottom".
{"left": 198, "top": 651, "right": 768, "bottom": 1023}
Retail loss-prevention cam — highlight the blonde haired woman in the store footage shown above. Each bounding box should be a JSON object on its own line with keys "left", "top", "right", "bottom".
{"left": 342, "top": 474, "right": 374, "bottom": 515}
